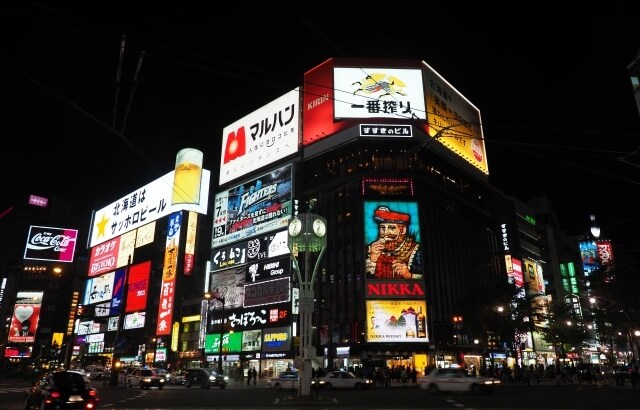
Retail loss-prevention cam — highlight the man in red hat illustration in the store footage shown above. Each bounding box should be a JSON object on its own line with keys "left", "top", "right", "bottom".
{"left": 365, "top": 206, "right": 423, "bottom": 279}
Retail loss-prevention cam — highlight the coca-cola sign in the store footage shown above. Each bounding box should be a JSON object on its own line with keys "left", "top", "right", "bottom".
{"left": 23, "top": 225, "right": 78, "bottom": 262}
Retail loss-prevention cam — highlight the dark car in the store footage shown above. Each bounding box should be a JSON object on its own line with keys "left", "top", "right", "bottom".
{"left": 612, "top": 365, "right": 631, "bottom": 385}
{"left": 185, "top": 368, "right": 228, "bottom": 389}
{"left": 24, "top": 370, "right": 100, "bottom": 410}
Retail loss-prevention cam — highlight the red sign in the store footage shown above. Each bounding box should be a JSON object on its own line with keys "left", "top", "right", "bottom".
{"left": 156, "top": 277, "right": 175, "bottom": 336}
{"left": 88, "top": 237, "right": 120, "bottom": 277}
{"left": 595, "top": 240, "right": 614, "bottom": 266}
{"left": 126, "top": 261, "right": 150, "bottom": 313}
{"left": 302, "top": 58, "right": 350, "bottom": 146}
{"left": 511, "top": 258, "right": 524, "bottom": 288}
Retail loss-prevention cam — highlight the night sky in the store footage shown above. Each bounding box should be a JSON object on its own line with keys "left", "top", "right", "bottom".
{"left": 2, "top": 2, "right": 640, "bottom": 257}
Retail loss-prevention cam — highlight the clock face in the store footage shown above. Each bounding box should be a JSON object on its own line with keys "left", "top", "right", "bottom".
{"left": 313, "top": 219, "right": 326, "bottom": 237}
{"left": 289, "top": 218, "right": 302, "bottom": 237}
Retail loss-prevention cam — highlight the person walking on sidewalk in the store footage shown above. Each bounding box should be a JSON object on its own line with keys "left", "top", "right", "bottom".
{"left": 247, "top": 367, "right": 252, "bottom": 385}
{"left": 251, "top": 367, "right": 257, "bottom": 386}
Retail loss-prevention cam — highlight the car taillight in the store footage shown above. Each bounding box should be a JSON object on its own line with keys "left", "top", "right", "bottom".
{"left": 50, "top": 391, "right": 61, "bottom": 398}
{"left": 85, "top": 403, "right": 95, "bottom": 409}
{"left": 88, "top": 389, "right": 98, "bottom": 397}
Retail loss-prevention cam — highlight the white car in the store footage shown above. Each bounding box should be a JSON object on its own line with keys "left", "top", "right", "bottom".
{"left": 126, "top": 368, "right": 166, "bottom": 389}
{"left": 419, "top": 367, "right": 500, "bottom": 394}
{"left": 268, "top": 370, "right": 299, "bottom": 390}
{"left": 84, "top": 365, "right": 106, "bottom": 380}
{"left": 315, "top": 370, "right": 373, "bottom": 390}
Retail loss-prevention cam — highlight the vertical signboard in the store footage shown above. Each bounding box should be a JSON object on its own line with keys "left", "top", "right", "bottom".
{"left": 126, "top": 261, "right": 151, "bottom": 313}
{"left": 8, "top": 291, "right": 43, "bottom": 343}
{"left": 184, "top": 211, "right": 198, "bottom": 276}
{"left": 156, "top": 212, "right": 181, "bottom": 336}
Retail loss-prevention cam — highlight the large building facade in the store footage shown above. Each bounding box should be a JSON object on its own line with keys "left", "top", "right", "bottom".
{"left": 4, "top": 57, "right": 597, "bottom": 380}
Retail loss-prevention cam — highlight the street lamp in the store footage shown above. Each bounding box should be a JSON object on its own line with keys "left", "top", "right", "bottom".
{"left": 589, "top": 214, "right": 601, "bottom": 239}
{"left": 288, "top": 213, "right": 327, "bottom": 397}
{"left": 204, "top": 292, "right": 225, "bottom": 374}
{"left": 488, "top": 306, "right": 504, "bottom": 375}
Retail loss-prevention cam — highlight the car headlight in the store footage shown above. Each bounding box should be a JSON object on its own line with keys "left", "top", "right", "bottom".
{"left": 143, "top": 378, "right": 151, "bottom": 382}
{"left": 223, "top": 376, "right": 229, "bottom": 381}
{"left": 209, "top": 376, "right": 215, "bottom": 381}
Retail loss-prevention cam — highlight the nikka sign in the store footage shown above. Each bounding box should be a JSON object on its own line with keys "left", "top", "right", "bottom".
{"left": 366, "top": 280, "right": 425, "bottom": 299}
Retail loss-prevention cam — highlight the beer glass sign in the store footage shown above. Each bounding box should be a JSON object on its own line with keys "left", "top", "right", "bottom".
{"left": 172, "top": 148, "right": 203, "bottom": 205}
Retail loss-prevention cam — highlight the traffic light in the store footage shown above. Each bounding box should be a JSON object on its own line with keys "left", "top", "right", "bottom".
{"left": 452, "top": 315, "right": 463, "bottom": 329}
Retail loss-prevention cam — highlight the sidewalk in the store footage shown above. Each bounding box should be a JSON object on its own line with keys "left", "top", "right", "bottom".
{"left": 226, "top": 378, "right": 269, "bottom": 388}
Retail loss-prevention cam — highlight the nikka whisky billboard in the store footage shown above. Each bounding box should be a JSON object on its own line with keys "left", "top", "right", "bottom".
{"left": 366, "top": 299, "right": 428, "bottom": 343}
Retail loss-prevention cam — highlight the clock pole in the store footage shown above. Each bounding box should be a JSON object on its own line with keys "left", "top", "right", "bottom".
{"left": 288, "top": 213, "right": 327, "bottom": 397}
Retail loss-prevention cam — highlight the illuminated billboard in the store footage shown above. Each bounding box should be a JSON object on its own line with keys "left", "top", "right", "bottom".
{"left": 205, "top": 331, "right": 242, "bottom": 354}
{"left": 156, "top": 212, "right": 180, "bottom": 336}
{"left": 88, "top": 230, "right": 136, "bottom": 277}
{"left": 242, "top": 329, "right": 262, "bottom": 351}
{"left": 363, "top": 201, "right": 423, "bottom": 281}
{"left": 422, "top": 61, "right": 488, "bottom": 175}
{"left": 8, "top": 291, "right": 43, "bottom": 343}
{"left": 511, "top": 258, "right": 524, "bottom": 288}
{"left": 23, "top": 225, "right": 78, "bottom": 262}
{"left": 126, "top": 261, "right": 150, "bottom": 313}
{"left": 214, "top": 302, "right": 291, "bottom": 332}
{"left": 246, "top": 256, "right": 291, "bottom": 283}
{"left": 124, "top": 312, "right": 146, "bottom": 330}
{"left": 262, "top": 326, "right": 292, "bottom": 352}
{"left": 243, "top": 277, "right": 290, "bottom": 308}
{"left": 579, "top": 240, "right": 600, "bottom": 274}
{"left": 83, "top": 271, "right": 115, "bottom": 305}
{"left": 4, "top": 346, "right": 33, "bottom": 358}
{"left": 334, "top": 67, "right": 426, "bottom": 120}
{"left": 211, "top": 229, "right": 290, "bottom": 272}
{"left": 366, "top": 299, "right": 428, "bottom": 343}
{"left": 212, "top": 164, "right": 292, "bottom": 248}
{"left": 523, "top": 259, "right": 545, "bottom": 296}
{"left": 89, "top": 168, "right": 210, "bottom": 248}
{"left": 209, "top": 266, "right": 246, "bottom": 310}
{"left": 595, "top": 240, "right": 614, "bottom": 266}
{"left": 219, "top": 88, "right": 300, "bottom": 185}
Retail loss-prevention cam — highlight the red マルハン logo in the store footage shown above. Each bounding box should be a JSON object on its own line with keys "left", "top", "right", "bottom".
{"left": 223, "top": 126, "right": 246, "bottom": 163}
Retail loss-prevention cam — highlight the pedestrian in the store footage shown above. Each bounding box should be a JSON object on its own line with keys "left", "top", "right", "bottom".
{"left": 247, "top": 367, "right": 252, "bottom": 385}
{"left": 251, "top": 367, "right": 257, "bottom": 386}
{"left": 555, "top": 363, "right": 563, "bottom": 385}
{"left": 529, "top": 364, "right": 539, "bottom": 384}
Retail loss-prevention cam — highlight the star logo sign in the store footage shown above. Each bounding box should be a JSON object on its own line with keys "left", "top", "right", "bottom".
{"left": 96, "top": 213, "right": 109, "bottom": 238}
